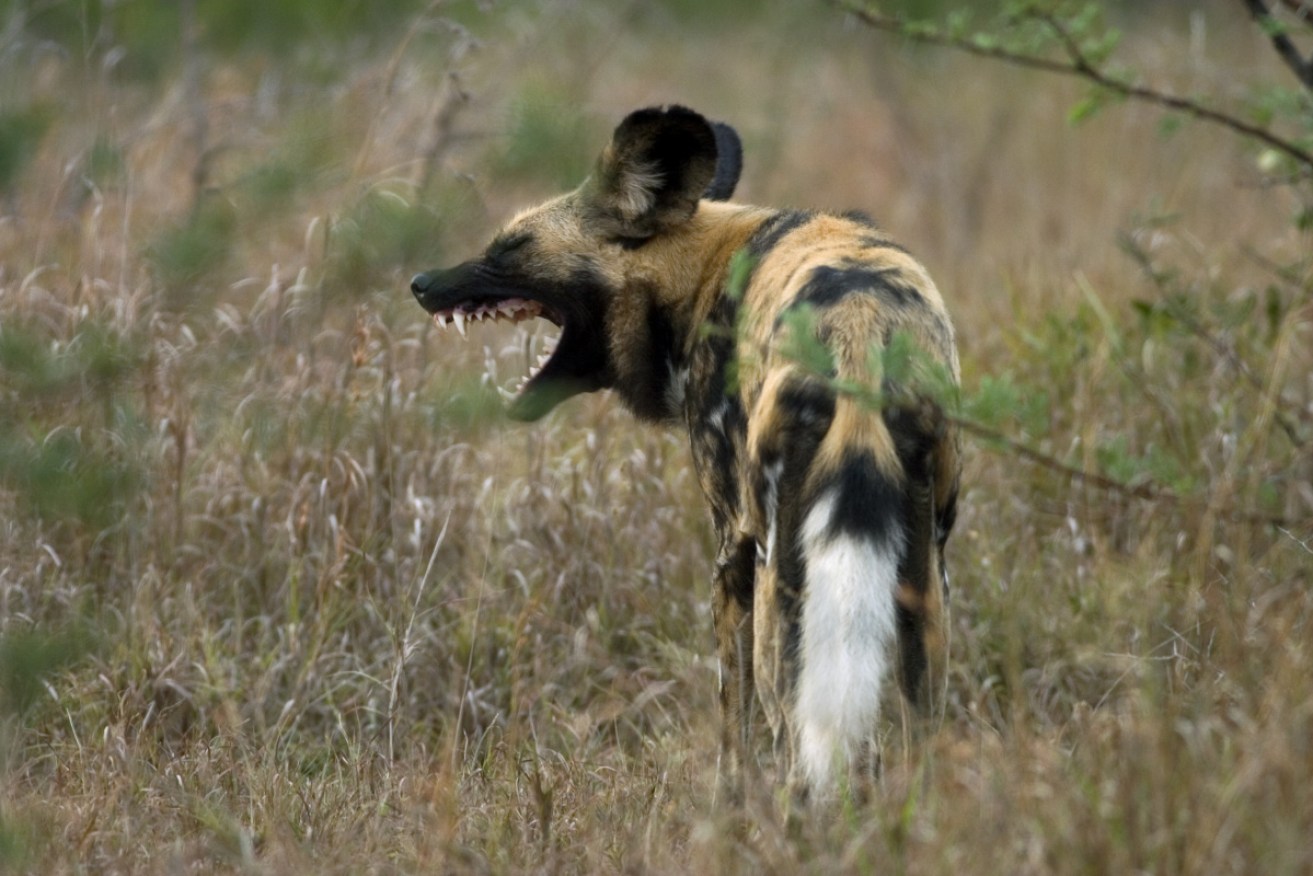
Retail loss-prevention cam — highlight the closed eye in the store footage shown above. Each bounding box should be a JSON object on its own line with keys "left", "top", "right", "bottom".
{"left": 608, "top": 234, "right": 649, "bottom": 251}
{"left": 487, "top": 232, "right": 532, "bottom": 260}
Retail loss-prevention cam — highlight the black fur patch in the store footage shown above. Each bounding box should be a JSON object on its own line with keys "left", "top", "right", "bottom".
{"left": 798, "top": 264, "right": 908, "bottom": 309}
{"left": 838, "top": 209, "right": 879, "bottom": 227}
{"left": 896, "top": 601, "right": 928, "bottom": 702}
{"left": 816, "top": 453, "right": 907, "bottom": 548}
{"left": 707, "top": 280, "right": 740, "bottom": 331}
{"left": 883, "top": 402, "right": 938, "bottom": 484}
{"left": 936, "top": 483, "right": 958, "bottom": 551}
{"left": 726, "top": 536, "right": 755, "bottom": 611}
{"left": 705, "top": 122, "right": 743, "bottom": 202}
{"left": 777, "top": 380, "right": 836, "bottom": 435}
{"left": 770, "top": 264, "right": 929, "bottom": 338}
{"left": 860, "top": 234, "right": 912, "bottom": 255}
{"left": 619, "top": 290, "right": 681, "bottom": 422}
{"left": 746, "top": 209, "right": 814, "bottom": 263}
{"left": 613, "top": 235, "right": 650, "bottom": 251}
{"left": 686, "top": 287, "right": 747, "bottom": 534}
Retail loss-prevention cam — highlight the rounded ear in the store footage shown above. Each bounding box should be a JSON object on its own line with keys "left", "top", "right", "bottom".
{"left": 589, "top": 105, "right": 719, "bottom": 239}
{"left": 704, "top": 121, "right": 742, "bottom": 202}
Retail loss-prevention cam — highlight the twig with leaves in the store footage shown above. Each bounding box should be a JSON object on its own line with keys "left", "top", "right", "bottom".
{"left": 830, "top": 0, "right": 1313, "bottom": 172}
{"left": 1244, "top": 0, "right": 1313, "bottom": 90}
{"left": 830, "top": 0, "right": 1312, "bottom": 530}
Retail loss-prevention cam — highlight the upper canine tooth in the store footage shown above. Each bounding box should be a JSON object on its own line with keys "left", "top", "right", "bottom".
{"left": 453, "top": 311, "right": 467, "bottom": 337}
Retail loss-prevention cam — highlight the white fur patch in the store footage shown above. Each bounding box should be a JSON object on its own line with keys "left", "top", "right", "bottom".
{"left": 707, "top": 399, "right": 730, "bottom": 435}
{"left": 795, "top": 489, "right": 902, "bottom": 796}
{"left": 665, "top": 363, "right": 689, "bottom": 415}
{"left": 761, "top": 460, "right": 783, "bottom": 566}
{"left": 616, "top": 161, "right": 662, "bottom": 220}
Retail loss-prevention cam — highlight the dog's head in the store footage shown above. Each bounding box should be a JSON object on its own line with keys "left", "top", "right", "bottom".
{"left": 411, "top": 105, "right": 741, "bottom": 421}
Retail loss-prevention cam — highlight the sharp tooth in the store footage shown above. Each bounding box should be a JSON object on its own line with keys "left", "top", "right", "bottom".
{"left": 497, "top": 385, "right": 515, "bottom": 401}
{"left": 453, "top": 311, "right": 467, "bottom": 338}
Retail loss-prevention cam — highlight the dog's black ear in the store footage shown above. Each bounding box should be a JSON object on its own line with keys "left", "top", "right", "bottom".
{"left": 704, "top": 121, "right": 741, "bottom": 201}
{"left": 589, "top": 105, "right": 719, "bottom": 239}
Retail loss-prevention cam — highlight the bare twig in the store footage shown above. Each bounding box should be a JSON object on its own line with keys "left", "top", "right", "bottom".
{"left": 953, "top": 415, "right": 1304, "bottom": 529}
{"left": 1242, "top": 0, "right": 1313, "bottom": 91}
{"left": 831, "top": 0, "right": 1313, "bottom": 171}
{"left": 414, "top": 70, "right": 472, "bottom": 193}
{"left": 352, "top": 0, "right": 452, "bottom": 183}
{"left": 1278, "top": 526, "right": 1313, "bottom": 553}
{"left": 180, "top": 0, "right": 209, "bottom": 210}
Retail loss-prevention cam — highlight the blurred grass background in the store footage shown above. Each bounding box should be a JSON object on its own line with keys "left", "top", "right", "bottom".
{"left": 0, "top": 0, "right": 1310, "bottom": 872}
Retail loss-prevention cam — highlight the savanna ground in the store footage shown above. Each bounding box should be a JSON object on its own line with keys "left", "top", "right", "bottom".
{"left": 1, "top": 1, "right": 1311, "bottom": 872}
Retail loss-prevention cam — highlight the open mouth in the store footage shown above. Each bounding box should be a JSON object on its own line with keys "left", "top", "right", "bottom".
{"left": 427, "top": 296, "right": 565, "bottom": 406}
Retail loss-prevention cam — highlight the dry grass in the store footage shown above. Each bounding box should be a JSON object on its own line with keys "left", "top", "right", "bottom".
{"left": 1, "top": 1, "right": 1311, "bottom": 873}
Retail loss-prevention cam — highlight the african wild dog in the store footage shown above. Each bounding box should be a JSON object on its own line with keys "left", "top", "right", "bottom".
{"left": 410, "top": 106, "right": 960, "bottom": 800}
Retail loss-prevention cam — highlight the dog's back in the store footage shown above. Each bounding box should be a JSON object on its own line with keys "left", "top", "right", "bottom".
{"left": 728, "top": 209, "right": 959, "bottom": 795}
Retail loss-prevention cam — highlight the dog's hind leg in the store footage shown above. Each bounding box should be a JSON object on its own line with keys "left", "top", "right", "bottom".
{"left": 712, "top": 533, "right": 756, "bottom": 805}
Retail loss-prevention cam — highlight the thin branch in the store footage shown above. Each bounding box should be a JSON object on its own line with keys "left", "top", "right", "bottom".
{"left": 830, "top": 0, "right": 1312, "bottom": 527}
{"left": 831, "top": 0, "right": 1313, "bottom": 171}
{"left": 1279, "top": 526, "right": 1313, "bottom": 553}
{"left": 414, "top": 70, "right": 471, "bottom": 194}
{"left": 953, "top": 415, "right": 1304, "bottom": 529}
{"left": 180, "top": 0, "right": 209, "bottom": 211}
{"left": 1243, "top": 0, "right": 1313, "bottom": 91}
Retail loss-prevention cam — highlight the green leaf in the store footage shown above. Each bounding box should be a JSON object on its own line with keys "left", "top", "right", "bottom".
{"left": 776, "top": 304, "right": 835, "bottom": 378}
{"left": 725, "top": 249, "right": 756, "bottom": 301}
{"left": 1255, "top": 15, "right": 1289, "bottom": 38}
{"left": 1068, "top": 92, "right": 1105, "bottom": 125}
{"left": 1157, "top": 113, "right": 1185, "bottom": 139}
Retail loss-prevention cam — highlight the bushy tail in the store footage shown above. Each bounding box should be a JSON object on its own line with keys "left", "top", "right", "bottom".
{"left": 793, "top": 367, "right": 908, "bottom": 796}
